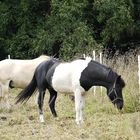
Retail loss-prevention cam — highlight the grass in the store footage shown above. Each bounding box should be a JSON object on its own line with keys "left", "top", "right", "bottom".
{"left": 0, "top": 53, "right": 140, "bottom": 140}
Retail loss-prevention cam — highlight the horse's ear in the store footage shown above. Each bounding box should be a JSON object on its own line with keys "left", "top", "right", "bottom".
{"left": 118, "top": 75, "right": 121, "bottom": 79}
{"left": 116, "top": 75, "right": 122, "bottom": 83}
{"left": 116, "top": 75, "right": 121, "bottom": 81}
{"left": 117, "top": 75, "right": 125, "bottom": 88}
{"left": 115, "top": 75, "right": 121, "bottom": 83}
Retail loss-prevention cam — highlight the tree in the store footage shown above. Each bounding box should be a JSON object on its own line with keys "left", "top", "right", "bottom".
{"left": 0, "top": 0, "right": 139, "bottom": 60}
{"left": 33, "top": 0, "right": 97, "bottom": 60}
{"left": 0, "top": 0, "right": 51, "bottom": 59}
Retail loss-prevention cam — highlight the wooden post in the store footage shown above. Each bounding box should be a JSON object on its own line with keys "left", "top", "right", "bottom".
{"left": 8, "top": 55, "right": 10, "bottom": 59}
{"left": 93, "top": 50, "right": 95, "bottom": 60}
{"left": 83, "top": 54, "right": 86, "bottom": 58}
{"left": 138, "top": 55, "right": 140, "bottom": 93}
{"left": 100, "top": 52, "right": 102, "bottom": 64}
{"left": 100, "top": 52, "right": 103, "bottom": 95}
{"left": 93, "top": 50, "right": 96, "bottom": 95}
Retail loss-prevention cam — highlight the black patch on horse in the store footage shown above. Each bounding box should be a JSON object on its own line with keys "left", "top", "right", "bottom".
{"left": 46, "top": 61, "right": 61, "bottom": 87}
{"left": 80, "top": 60, "right": 116, "bottom": 91}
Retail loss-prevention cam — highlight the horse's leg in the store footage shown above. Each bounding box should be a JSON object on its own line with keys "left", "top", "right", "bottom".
{"left": 35, "top": 92, "right": 39, "bottom": 104}
{"left": 74, "top": 89, "right": 84, "bottom": 125}
{"left": 0, "top": 84, "right": 2, "bottom": 100}
{"left": 2, "top": 83, "right": 10, "bottom": 109}
{"left": 79, "top": 96, "right": 84, "bottom": 123}
{"left": 48, "top": 88, "right": 57, "bottom": 117}
{"left": 0, "top": 84, "right": 4, "bottom": 109}
{"left": 38, "top": 90, "right": 45, "bottom": 123}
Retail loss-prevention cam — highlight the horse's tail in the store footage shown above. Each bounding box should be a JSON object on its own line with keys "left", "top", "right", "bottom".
{"left": 16, "top": 74, "right": 37, "bottom": 104}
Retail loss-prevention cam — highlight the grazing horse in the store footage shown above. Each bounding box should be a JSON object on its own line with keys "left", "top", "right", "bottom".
{"left": 0, "top": 55, "right": 50, "bottom": 108}
{"left": 16, "top": 58, "right": 125, "bottom": 124}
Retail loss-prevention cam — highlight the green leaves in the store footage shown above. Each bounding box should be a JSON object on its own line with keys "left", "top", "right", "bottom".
{"left": 0, "top": 0, "right": 139, "bottom": 60}
{"left": 61, "top": 22, "right": 96, "bottom": 60}
{"left": 94, "top": 0, "right": 134, "bottom": 45}
{"left": 33, "top": 0, "right": 97, "bottom": 59}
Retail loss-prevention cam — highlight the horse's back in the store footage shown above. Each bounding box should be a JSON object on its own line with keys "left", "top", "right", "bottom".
{"left": 0, "top": 56, "right": 50, "bottom": 88}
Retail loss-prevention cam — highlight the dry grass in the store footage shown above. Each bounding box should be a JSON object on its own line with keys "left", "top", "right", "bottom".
{"left": 0, "top": 53, "right": 140, "bottom": 140}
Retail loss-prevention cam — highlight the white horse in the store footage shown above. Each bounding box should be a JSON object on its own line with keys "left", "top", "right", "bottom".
{"left": 0, "top": 55, "right": 50, "bottom": 108}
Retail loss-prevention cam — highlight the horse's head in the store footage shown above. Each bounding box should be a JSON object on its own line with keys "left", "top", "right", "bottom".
{"left": 107, "top": 75, "right": 125, "bottom": 110}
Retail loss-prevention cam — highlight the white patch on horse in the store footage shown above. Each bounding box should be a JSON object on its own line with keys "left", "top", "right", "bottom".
{"left": 52, "top": 59, "right": 91, "bottom": 94}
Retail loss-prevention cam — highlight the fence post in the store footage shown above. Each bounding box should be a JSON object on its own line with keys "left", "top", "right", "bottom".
{"left": 83, "top": 54, "right": 86, "bottom": 58}
{"left": 93, "top": 50, "right": 96, "bottom": 95}
{"left": 8, "top": 55, "right": 10, "bottom": 59}
{"left": 100, "top": 52, "right": 103, "bottom": 95}
{"left": 138, "top": 55, "right": 140, "bottom": 93}
{"left": 93, "top": 50, "right": 95, "bottom": 60}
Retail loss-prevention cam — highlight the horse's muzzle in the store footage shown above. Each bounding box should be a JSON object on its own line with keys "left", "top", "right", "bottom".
{"left": 116, "top": 100, "right": 123, "bottom": 110}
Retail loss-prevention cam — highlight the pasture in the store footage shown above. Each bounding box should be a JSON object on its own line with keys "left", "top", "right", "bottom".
{"left": 0, "top": 54, "right": 140, "bottom": 140}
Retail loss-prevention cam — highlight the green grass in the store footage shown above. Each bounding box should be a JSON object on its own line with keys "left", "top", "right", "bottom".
{"left": 0, "top": 53, "right": 140, "bottom": 140}
{"left": 0, "top": 90, "right": 140, "bottom": 140}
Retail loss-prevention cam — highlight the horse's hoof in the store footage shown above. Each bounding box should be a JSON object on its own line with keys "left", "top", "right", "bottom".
{"left": 39, "top": 114, "right": 45, "bottom": 123}
{"left": 40, "top": 120, "right": 45, "bottom": 123}
{"left": 40, "top": 119, "right": 45, "bottom": 123}
{"left": 53, "top": 113, "right": 57, "bottom": 117}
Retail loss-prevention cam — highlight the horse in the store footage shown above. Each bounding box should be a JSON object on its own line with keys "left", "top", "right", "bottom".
{"left": 16, "top": 57, "right": 125, "bottom": 124}
{"left": 0, "top": 55, "right": 50, "bottom": 108}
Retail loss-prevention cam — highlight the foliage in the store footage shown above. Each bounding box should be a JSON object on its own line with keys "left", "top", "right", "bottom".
{"left": 0, "top": 0, "right": 139, "bottom": 59}
{"left": 94, "top": 0, "right": 134, "bottom": 45}
{"left": 32, "top": 0, "right": 97, "bottom": 60}
{"left": 0, "top": 0, "right": 51, "bottom": 59}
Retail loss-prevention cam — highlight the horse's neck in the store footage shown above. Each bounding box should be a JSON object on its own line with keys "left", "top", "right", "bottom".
{"left": 93, "top": 69, "right": 116, "bottom": 88}
{"left": 87, "top": 62, "right": 115, "bottom": 89}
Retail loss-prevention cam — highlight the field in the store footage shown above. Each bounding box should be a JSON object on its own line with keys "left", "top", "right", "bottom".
{"left": 0, "top": 54, "right": 140, "bottom": 140}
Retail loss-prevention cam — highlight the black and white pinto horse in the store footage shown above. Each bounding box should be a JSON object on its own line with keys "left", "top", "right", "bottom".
{"left": 16, "top": 57, "right": 125, "bottom": 124}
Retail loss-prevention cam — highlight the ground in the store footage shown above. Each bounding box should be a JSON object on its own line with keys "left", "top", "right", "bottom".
{"left": 0, "top": 88, "right": 140, "bottom": 140}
